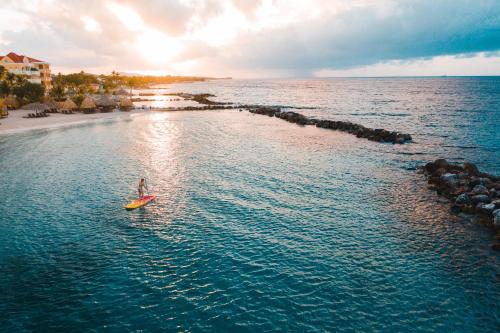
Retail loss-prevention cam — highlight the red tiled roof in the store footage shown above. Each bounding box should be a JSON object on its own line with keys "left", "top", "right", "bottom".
{"left": 5, "top": 52, "right": 25, "bottom": 63}
{"left": 1, "top": 52, "right": 46, "bottom": 63}
{"left": 27, "top": 56, "right": 44, "bottom": 63}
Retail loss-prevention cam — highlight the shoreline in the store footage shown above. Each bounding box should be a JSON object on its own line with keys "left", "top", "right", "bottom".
{"left": 0, "top": 109, "right": 149, "bottom": 135}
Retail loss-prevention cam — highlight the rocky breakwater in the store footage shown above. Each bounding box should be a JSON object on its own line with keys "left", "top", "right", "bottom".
{"left": 247, "top": 107, "right": 412, "bottom": 144}
{"left": 166, "top": 93, "right": 232, "bottom": 106}
{"left": 419, "top": 159, "right": 500, "bottom": 249}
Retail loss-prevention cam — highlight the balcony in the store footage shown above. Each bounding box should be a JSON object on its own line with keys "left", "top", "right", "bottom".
{"left": 9, "top": 68, "right": 41, "bottom": 76}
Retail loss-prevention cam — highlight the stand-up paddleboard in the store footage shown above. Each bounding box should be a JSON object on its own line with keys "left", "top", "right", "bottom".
{"left": 124, "top": 195, "right": 156, "bottom": 210}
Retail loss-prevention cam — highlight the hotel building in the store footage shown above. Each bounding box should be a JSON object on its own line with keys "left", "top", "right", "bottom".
{"left": 0, "top": 52, "right": 52, "bottom": 90}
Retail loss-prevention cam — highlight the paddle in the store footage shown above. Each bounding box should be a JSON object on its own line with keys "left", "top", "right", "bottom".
{"left": 144, "top": 178, "right": 149, "bottom": 196}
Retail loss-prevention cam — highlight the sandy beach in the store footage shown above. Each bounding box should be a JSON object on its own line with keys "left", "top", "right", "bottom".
{"left": 0, "top": 109, "right": 148, "bottom": 135}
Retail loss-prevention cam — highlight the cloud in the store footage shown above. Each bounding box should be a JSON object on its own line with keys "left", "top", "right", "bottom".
{"left": 0, "top": 0, "right": 499, "bottom": 76}
{"left": 222, "top": 0, "right": 500, "bottom": 72}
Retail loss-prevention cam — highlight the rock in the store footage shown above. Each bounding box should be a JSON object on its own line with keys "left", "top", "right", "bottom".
{"left": 489, "top": 182, "right": 500, "bottom": 191}
{"left": 492, "top": 199, "right": 500, "bottom": 208}
{"left": 476, "top": 203, "right": 496, "bottom": 215}
{"left": 491, "top": 243, "right": 500, "bottom": 251}
{"left": 451, "top": 187, "right": 466, "bottom": 196}
{"left": 249, "top": 107, "right": 280, "bottom": 117}
{"left": 471, "top": 177, "right": 492, "bottom": 186}
{"left": 277, "top": 111, "right": 309, "bottom": 125}
{"left": 395, "top": 136, "right": 404, "bottom": 144}
{"left": 471, "top": 177, "right": 493, "bottom": 186}
{"left": 440, "top": 173, "right": 459, "bottom": 187}
{"left": 455, "top": 193, "right": 471, "bottom": 205}
{"left": 471, "top": 194, "right": 491, "bottom": 204}
{"left": 464, "top": 162, "right": 479, "bottom": 176}
{"left": 479, "top": 178, "right": 492, "bottom": 185}
{"left": 434, "top": 159, "right": 449, "bottom": 170}
{"left": 435, "top": 168, "right": 448, "bottom": 176}
{"left": 470, "top": 185, "right": 489, "bottom": 196}
{"left": 424, "top": 162, "right": 437, "bottom": 174}
{"left": 460, "top": 205, "right": 475, "bottom": 214}
{"left": 493, "top": 209, "right": 500, "bottom": 230}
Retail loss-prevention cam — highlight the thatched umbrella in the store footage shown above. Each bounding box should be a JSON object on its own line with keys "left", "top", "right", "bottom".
{"left": 44, "top": 100, "right": 59, "bottom": 112}
{"left": 119, "top": 97, "right": 134, "bottom": 111}
{"left": 58, "top": 99, "right": 77, "bottom": 110}
{"left": 80, "top": 96, "right": 96, "bottom": 113}
{"left": 22, "top": 102, "right": 50, "bottom": 112}
{"left": 95, "top": 95, "right": 116, "bottom": 112}
{"left": 4, "top": 95, "right": 19, "bottom": 110}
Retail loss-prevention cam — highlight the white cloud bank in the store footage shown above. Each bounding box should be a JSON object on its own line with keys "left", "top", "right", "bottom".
{"left": 0, "top": 0, "right": 499, "bottom": 77}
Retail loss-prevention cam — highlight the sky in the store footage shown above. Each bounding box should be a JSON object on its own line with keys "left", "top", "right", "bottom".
{"left": 0, "top": 0, "right": 500, "bottom": 77}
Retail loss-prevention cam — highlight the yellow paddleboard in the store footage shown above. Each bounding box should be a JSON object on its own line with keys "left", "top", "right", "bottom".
{"left": 124, "top": 195, "right": 156, "bottom": 210}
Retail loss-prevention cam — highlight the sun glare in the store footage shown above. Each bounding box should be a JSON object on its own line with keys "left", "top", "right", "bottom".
{"left": 80, "top": 16, "right": 101, "bottom": 33}
{"left": 136, "top": 28, "right": 182, "bottom": 65}
{"left": 106, "top": 2, "right": 182, "bottom": 65}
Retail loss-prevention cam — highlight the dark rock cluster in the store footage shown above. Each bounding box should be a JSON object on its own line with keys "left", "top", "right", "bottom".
{"left": 247, "top": 107, "right": 412, "bottom": 144}
{"left": 159, "top": 105, "right": 236, "bottom": 111}
{"left": 165, "top": 93, "right": 231, "bottom": 106}
{"left": 419, "top": 159, "right": 500, "bottom": 247}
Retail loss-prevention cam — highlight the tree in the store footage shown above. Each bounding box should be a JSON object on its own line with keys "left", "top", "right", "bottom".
{"left": 13, "top": 81, "right": 45, "bottom": 104}
{"left": 102, "top": 70, "right": 122, "bottom": 92}
{"left": 49, "top": 84, "right": 65, "bottom": 101}
{"left": 0, "top": 81, "right": 10, "bottom": 97}
{"left": 72, "top": 93, "right": 84, "bottom": 107}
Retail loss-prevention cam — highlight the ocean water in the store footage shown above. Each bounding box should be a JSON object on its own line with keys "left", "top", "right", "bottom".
{"left": 0, "top": 78, "right": 499, "bottom": 332}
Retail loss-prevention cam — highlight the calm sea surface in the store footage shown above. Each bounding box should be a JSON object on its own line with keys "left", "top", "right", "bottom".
{"left": 1, "top": 78, "right": 499, "bottom": 332}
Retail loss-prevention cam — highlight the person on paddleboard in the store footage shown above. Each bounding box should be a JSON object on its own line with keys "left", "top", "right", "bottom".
{"left": 138, "top": 178, "right": 147, "bottom": 198}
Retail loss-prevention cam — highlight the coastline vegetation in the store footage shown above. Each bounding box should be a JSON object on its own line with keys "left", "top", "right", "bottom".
{"left": 49, "top": 71, "right": 211, "bottom": 108}
{"left": 0, "top": 65, "right": 211, "bottom": 116}
{"left": 0, "top": 65, "right": 45, "bottom": 111}
{"left": 51, "top": 71, "right": 209, "bottom": 96}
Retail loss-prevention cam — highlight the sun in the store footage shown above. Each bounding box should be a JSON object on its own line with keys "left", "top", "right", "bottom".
{"left": 106, "top": 1, "right": 182, "bottom": 65}
{"left": 136, "top": 29, "right": 182, "bottom": 65}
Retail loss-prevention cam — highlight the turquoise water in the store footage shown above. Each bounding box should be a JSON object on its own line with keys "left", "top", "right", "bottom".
{"left": 1, "top": 78, "right": 500, "bottom": 331}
